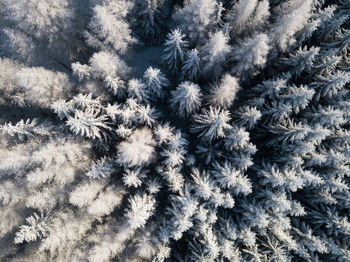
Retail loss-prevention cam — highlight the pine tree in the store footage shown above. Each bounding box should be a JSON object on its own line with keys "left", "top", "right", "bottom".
{"left": 311, "top": 70, "right": 350, "bottom": 100}
{"left": 66, "top": 110, "right": 110, "bottom": 140}
{"left": 231, "top": 33, "right": 270, "bottom": 76}
{"left": 86, "top": 157, "right": 115, "bottom": 180}
{"left": 202, "top": 31, "right": 231, "bottom": 77}
{"left": 117, "top": 128, "right": 156, "bottom": 167}
{"left": 191, "top": 107, "right": 232, "bottom": 142}
{"left": 89, "top": 51, "right": 129, "bottom": 79}
{"left": 15, "top": 67, "right": 72, "bottom": 108}
{"left": 127, "top": 78, "right": 148, "bottom": 102}
{"left": 0, "top": 0, "right": 85, "bottom": 68}
{"left": 173, "top": 0, "right": 218, "bottom": 42}
{"left": 281, "top": 46, "right": 320, "bottom": 77}
{"left": 122, "top": 167, "right": 145, "bottom": 188}
{"left": 132, "top": 0, "right": 168, "bottom": 44}
{"left": 0, "top": 58, "right": 25, "bottom": 107}
{"left": 170, "top": 81, "right": 202, "bottom": 118}
{"left": 0, "top": 119, "right": 50, "bottom": 141}
{"left": 143, "top": 66, "right": 169, "bottom": 100}
{"left": 228, "top": 0, "right": 259, "bottom": 35}
{"left": 270, "top": 0, "right": 314, "bottom": 50}
{"left": 208, "top": 74, "right": 240, "bottom": 108}
{"left": 125, "top": 193, "right": 156, "bottom": 229}
{"left": 84, "top": 0, "right": 134, "bottom": 54}
{"left": 234, "top": 106, "right": 262, "bottom": 129}
{"left": 162, "top": 28, "right": 188, "bottom": 73}
{"left": 14, "top": 213, "right": 48, "bottom": 244}
{"left": 181, "top": 48, "right": 201, "bottom": 81}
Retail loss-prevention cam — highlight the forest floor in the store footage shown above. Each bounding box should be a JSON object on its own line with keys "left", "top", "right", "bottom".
{"left": 127, "top": 45, "right": 164, "bottom": 78}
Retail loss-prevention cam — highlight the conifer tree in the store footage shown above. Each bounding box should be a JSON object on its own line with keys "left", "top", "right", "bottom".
{"left": 132, "top": 0, "right": 168, "bottom": 44}
{"left": 202, "top": 31, "right": 231, "bottom": 77}
{"left": 191, "top": 107, "right": 232, "bottom": 142}
{"left": 0, "top": 0, "right": 86, "bottom": 68}
{"left": 173, "top": 0, "right": 218, "bottom": 42}
{"left": 162, "top": 28, "right": 188, "bottom": 73}
{"left": 208, "top": 74, "right": 240, "bottom": 108}
{"left": 0, "top": 0, "right": 349, "bottom": 261}
{"left": 170, "top": 81, "right": 202, "bottom": 118}
{"left": 143, "top": 66, "right": 169, "bottom": 100}
{"left": 84, "top": 0, "right": 134, "bottom": 54}
{"left": 181, "top": 48, "right": 201, "bottom": 81}
{"left": 231, "top": 33, "right": 270, "bottom": 76}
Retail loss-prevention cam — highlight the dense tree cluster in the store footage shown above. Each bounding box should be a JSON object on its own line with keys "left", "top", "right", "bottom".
{"left": 0, "top": 0, "right": 349, "bottom": 261}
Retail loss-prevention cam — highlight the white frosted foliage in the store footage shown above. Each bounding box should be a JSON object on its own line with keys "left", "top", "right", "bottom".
{"left": 125, "top": 193, "right": 156, "bottom": 229}
{"left": 202, "top": 31, "right": 231, "bottom": 76}
{"left": 143, "top": 66, "right": 169, "bottom": 99}
{"left": 117, "top": 128, "right": 156, "bottom": 167}
{"left": 209, "top": 74, "right": 240, "bottom": 108}
{"left": 191, "top": 107, "right": 232, "bottom": 142}
{"left": 232, "top": 33, "right": 270, "bottom": 75}
{"left": 170, "top": 81, "right": 202, "bottom": 118}
{"left": 162, "top": 29, "right": 188, "bottom": 72}
{"left": 182, "top": 48, "right": 201, "bottom": 81}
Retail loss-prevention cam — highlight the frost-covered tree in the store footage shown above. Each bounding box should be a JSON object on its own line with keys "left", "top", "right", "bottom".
{"left": 143, "top": 66, "right": 169, "bottom": 100}
{"left": 231, "top": 33, "right": 270, "bottom": 76}
{"left": 66, "top": 110, "right": 110, "bottom": 140}
{"left": 162, "top": 28, "right": 188, "bottom": 73}
{"left": 14, "top": 213, "right": 48, "bottom": 244}
{"left": 117, "top": 128, "right": 156, "bottom": 167}
{"left": 173, "top": 0, "right": 218, "bottom": 42}
{"left": 202, "top": 31, "right": 231, "bottom": 77}
{"left": 0, "top": 119, "right": 51, "bottom": 141}
{"left": 228, "top": 0, "right": 258, "bottom": 34}
{"left": 191, "top": 107, "right": 232, "bottom": 142}
{"left": 281, "top": 46, "right": 320, "bottom": 77}
{"left": 0, "top": 0, "right": 86, "bottom": 69}
{"left": 86, "top": 157, "right": 115, "bottom": 180}
{"left": 125, "top": 193, "right": 156, "bottom": 229}
{"left": 16, "top": 67, "right": 73, "bottom": 108}
{"left": 122, "top": 168, "right": 145, "bottom": 188}
{"left": 208, "top": 74, "right": 240, "bottom": 108}
{"left": 132, "top": 0, "right": 168, "bottom": 44}
{"left": 181, "top": 48, "right": 201, "bottom": 81}
{"left": 89, "top": 51, "right": 129, "bottom": 79}
{"left": 234, "top": 105, "right": 262, "bottom": 129}
{"left": 84, "top": 0, "right": 134, "bottom": 54}
{"left": 170, "top": 81, "right": 202, "bottom": 118}
{"left": 212, "top": 161, "right": 252, "bottom": 195}
{"left": 0, "top": 58, "right": 25, "bottom": 107}
{"left": 270, "top": 0, "right": 314, "bottom": 50}
{"left": 1, "top": 0, "right": 350, "bottom": 261}
{"left": 127, "top": 78, "right": 148, "bottom": 102}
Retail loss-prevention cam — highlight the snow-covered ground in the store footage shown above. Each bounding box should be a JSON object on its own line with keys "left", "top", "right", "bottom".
{"left": 128, "top": 45, "right": 164, "bottom": 78}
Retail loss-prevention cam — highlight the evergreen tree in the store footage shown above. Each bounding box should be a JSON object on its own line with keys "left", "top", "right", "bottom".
{"left": 132, "top": 0, "right": 168, "bottom": 44}
{"left": 191, "top": 107, "right": 232, "bottom": 142}
{"left": 0, "top": 0, "right": 86, "bottom": 69}
{"left": 84, "top": 0, "right": 134, "bottom": 54}
{"left": 208, "top": 74, "right": 240, "bottom": 108}
{"left": 181, "top": 48, "right": 201, "bottom": 81}
{"left": 0, "top": 0, "right": 349, "bottom": 261}
{"left": 162, "top": 28, "right": 188, "bottom": 73}
{"left": 143, "top": 66, "right": 169, "bottom": 100}
{"left": 231, "top": 33, "right": 270, "bottom": 76}
{"left": 125, "top": 193, "right": 156, "bottom": 229}
{"left": 14, "top": 213, "right": 48, "bottom": 244}
{"left": 170, "top": 81, "right": 202, "bottom": 118}
{"left": 202, "top": 31, "right": 231, "bottom": 77}
{"left": 173, "top": 0, "right": 218, "bottom": 42}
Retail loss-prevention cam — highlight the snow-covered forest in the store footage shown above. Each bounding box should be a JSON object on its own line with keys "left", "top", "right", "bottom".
{"left": 0, "top": 0, "right": 349, "bottom": 261}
